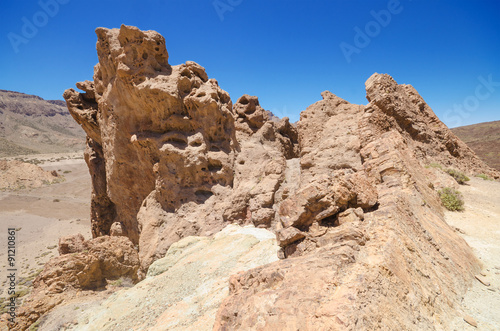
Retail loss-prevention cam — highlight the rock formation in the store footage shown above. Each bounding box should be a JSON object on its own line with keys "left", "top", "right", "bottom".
{"left": 13, "top": 235, "right": 139, "bottom": 329}
{"left": 0, "top": 160, "right": 62, "bottom": 190}
{"left": 8, "top": 25, "right": 500, "bottom": 330}
{"left": 36, "top": 225, "right": 278, "bottom": 330}
{"left": 63, "top": 25, "right": 298, "bottom": 274}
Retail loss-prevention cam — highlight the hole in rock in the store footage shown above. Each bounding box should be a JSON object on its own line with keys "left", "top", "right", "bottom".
{"left": 210, "top": 145, "right": 220, "bottom": 152}
{"left": 239, "top": 97, "right": 249, "bottom": 105}
{"left": 284, "top": 238, "right": 304, "bottom": 258}
{"left": 164, "top": 137, "right": 188, "bottom": 149}
{"left": 318, "top": 214, "right": 338, "bottom": 228}
{"left": 180, "top": 69, "right": 191, "bottom": 78}
{"left": 208, "top": 160, "right": 223, "bottom": 172}
{"left": 142, "top": 52, "right": 148, "bottom": 60}
{"left": 244, "top": 106, "right": 256, "bottom": 115}
{"left": 195, "top": 189, "right": 214, "bottom": 203}
{"left": 190, "top": 141, "right": 202, "bottom": 147}
{"left": 363, "top": 202, "right": 380, "bottom": 213}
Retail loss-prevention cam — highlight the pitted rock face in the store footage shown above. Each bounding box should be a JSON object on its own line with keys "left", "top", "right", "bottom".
{"left": 233, "top": 94, "right": 269, "bottom": 133}
{"left": 64, "top": 25, "right": 237, "bottom": 244}
{"left": 42, "top": 25, "right": 500, "bottom": 331}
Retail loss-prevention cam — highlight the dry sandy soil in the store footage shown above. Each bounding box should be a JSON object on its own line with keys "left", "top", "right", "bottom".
{"left": 447, "top": 177, "right": 500, "bottom": 330}
{"left": 0, "top": 152, "right": 91, "bottom": 311}
{"left": 1, "top": 153, "right": 499, "bottom": 329}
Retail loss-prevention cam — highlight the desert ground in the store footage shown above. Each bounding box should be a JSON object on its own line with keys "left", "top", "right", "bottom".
{"left": 447, "top": 177, "right": 500, "bottom": 330}
{"left": 0, "top": 152, "right": 91, "bottom": 310}
{"left": 1, "top": 152, "right": 499, "bottom": 329}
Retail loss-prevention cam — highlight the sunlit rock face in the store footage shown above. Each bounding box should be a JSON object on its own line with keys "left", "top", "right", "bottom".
{"left": 64, "top": 25, "right": 299, "bottom": 273}
{"left": 36, "top": 24, "right": 500, "bottom": 331}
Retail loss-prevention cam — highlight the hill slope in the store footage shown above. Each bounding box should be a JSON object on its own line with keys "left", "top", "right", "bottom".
{"left": 452, "top": 121, "right": 500, "bottom": 171}
{"left": 0, "top": 90, "right": 85, "bottom": 157}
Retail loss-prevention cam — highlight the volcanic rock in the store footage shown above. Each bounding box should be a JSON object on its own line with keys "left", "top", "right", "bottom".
{"left": 14, "top": 25, "right": 500, "bottom": 331}
{"left": 63, "top": 26, "right": 297, "bottom": 274}
{"left": 34, "top": 225, "right": 278, "bottom": 330}
{"left": 12, "top": 236, "right": 139, "bottom": 330}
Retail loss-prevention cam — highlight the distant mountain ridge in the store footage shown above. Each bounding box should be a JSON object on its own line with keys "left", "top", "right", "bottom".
{"left": 0, "top": 89, "right": 85, "bottom": 157}
{"left": 451, "top": 121, "right": 500, "bottom": 171}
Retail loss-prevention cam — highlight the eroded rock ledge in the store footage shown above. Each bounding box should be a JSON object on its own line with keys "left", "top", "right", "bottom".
{"left": 8, "top": 25, "right": 499, "bottom": 330}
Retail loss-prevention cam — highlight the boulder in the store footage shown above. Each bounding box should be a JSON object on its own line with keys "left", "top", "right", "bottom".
{"left": 15, "top": 25, "right": 498, "bottom": 331}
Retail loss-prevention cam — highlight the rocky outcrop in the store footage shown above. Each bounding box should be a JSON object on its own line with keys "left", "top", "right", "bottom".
{"left": 11, "top": 236, "right": 139, "bottom": 330}
{"left": 64, "top": 25, "right": 298, "bottom": 274}
{"left": 364, "top": 74, "right": 499, "bottom": 179}
{"left": 34, "top": 225, "right": 278, "bottom": 330}
{"left": 15, "top": 25, "right": 499, "bottom": 330}
{"left": 213, "top": 83, "right": 496, "bottom": 329}
{"left": 0, "top": 160, "right": 63, "bottom": 190}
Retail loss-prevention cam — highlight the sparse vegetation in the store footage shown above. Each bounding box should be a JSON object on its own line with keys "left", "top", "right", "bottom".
{"left": 110, "top": 278, "right": 123, "bottom": 287}
{"left": 425, "top": 162, "right": 443, "bottom": 170}
{"left": 438, "top": 187, "right": 465, "bottom": 211}
{"left": 476, "top": 173, "right": 493, "bottom": 181}
{"left": 15, "top": 288, "right": 30, "bottom": 298}
{"left": 109, "top": 277, "right": 134, "bottom": 288}
{"left": 28, "top": 319, "right": 41, "bottom": 331}
{"left": 445, "top": 168, "right": 470, "bottom": 185}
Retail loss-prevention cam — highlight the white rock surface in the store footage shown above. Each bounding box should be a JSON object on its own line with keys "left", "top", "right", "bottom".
{"left": 39, "top": 225, "right": 278, "bottom": 331}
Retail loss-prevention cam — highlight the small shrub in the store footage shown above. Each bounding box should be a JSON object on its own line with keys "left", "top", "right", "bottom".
{"left": 476, "top": 174, "right": 493, "bottom": 181}
{"left": 445, "top": 168, "right": 470, "bottom": 185}
{"left": 110, "top": 278, "right": 123, "bottom": 287}
{"left": 425, "top": 162, "right": 443, "bottom": 170}
{"left": 63, "top": 170, "right": 72, "bottom": 174}
{"left": 53, "top": 199, "right": 60, "bottom": 203}
{"left": 438, "top": 187, "right": 464, "bottom": 211}
{"left": 109, "top": 277, "right": 134, "bottom": 288}
{"left": 15, "top": 288, "right": 30, "bottom": 298}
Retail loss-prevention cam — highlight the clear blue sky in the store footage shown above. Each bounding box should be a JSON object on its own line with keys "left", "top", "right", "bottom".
{"left": 1, "top": 0, "right": 499, "bottom": 127}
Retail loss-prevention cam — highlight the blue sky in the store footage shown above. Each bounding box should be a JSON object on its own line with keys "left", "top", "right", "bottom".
{"left": 0, "top": 0, "right": 499, "bottom": 127}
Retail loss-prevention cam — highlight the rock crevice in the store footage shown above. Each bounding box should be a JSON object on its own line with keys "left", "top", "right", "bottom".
{"left": 9, "top": 25, "right": 500, "bottom": 331}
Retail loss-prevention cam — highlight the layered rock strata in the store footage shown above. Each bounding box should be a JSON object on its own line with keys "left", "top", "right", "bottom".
{"left": 8, "top": 25, "right": 500, "bottom": 330}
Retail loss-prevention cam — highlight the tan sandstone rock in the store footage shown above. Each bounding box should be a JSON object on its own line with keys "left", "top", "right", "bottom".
{"left": 64, "top": 25, "right": 297, "bottom": 275}
{"left": 12, "top": 236, "right": 139, "bottom": 330}
{"left": 0, "top": 160, "right": 62, "bottom": 190}
{"left": 34, "top": 225, "right": 278, "bottom": 331}
{"left": 15, "top": 25, "right": 500, "bottom": 331}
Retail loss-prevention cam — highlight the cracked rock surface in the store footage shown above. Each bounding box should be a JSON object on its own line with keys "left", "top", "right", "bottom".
{"left": 7, "top": 25, "right": 500, "bottom": 331}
